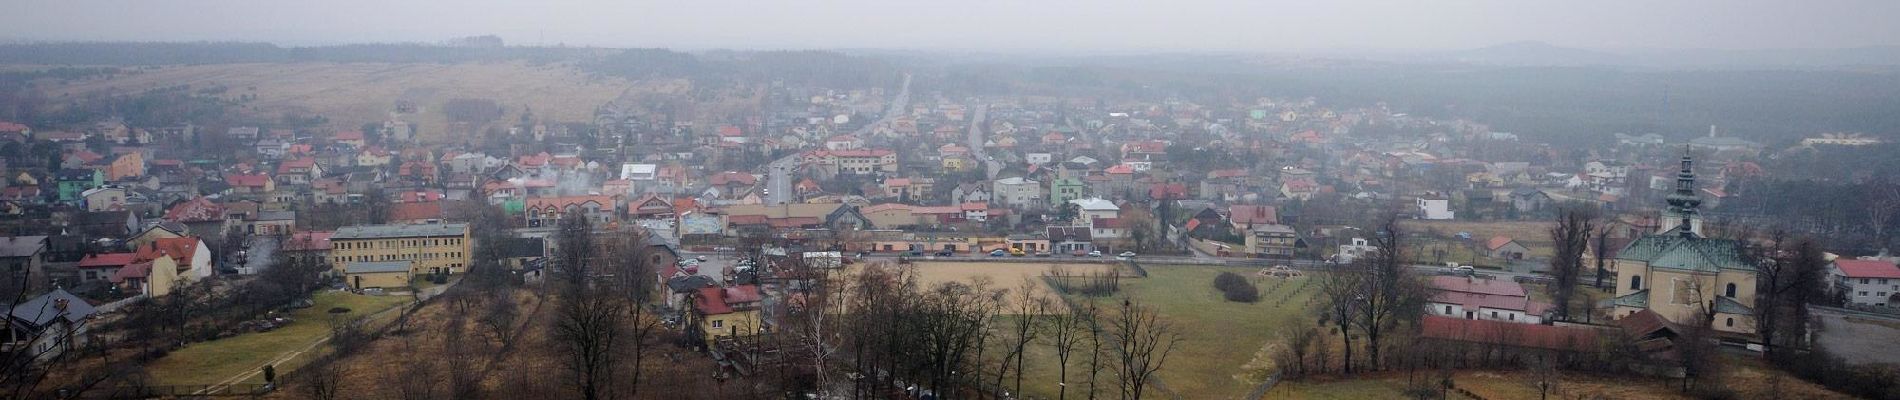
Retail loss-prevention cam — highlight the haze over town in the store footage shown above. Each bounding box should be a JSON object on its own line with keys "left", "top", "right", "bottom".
{"left": 1, "top": 2, "right": 1899, "bottom": 400}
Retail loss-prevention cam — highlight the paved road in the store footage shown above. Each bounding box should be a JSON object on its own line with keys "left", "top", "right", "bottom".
{"left": 766, "top": 73, "right": 911, "bottom": 205}
{"left": 1812, "top": 306, "right": 1900, "bottom": 365}
{"left": 964, "top": 104, "right": 1002, "bottom": 180}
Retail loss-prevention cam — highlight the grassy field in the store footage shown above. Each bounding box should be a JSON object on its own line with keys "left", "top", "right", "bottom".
{"left": 1002, "top": 264, "right": 1320, "bottom": 399}
{"left": 146, "top": 290, "right": 409, "bottom": 385}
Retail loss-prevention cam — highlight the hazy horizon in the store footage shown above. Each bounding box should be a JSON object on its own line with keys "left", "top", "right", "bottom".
{"left": 6, "top": 0, "right": 1899, "bottom": 52}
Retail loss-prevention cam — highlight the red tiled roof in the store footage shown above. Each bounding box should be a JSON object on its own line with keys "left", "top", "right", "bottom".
{"left": 1431, "top": 276, "right": 1528, "bottom": 297}
{"left": 1105, "top": 164, "right": 1135, "bottom": 174}
{"left": 333, "top": 130, "right": 365, "bottom": 141}
{"left": 226, "top": 173, "right": 271, "bottom": 188}
{"left": 524, "top": 196, "right": 615, "bottom": 213}
{"left": 1486, "top": 236, "right": 1516, "bottom": 251}
{"left": 165, "top": 197, "right": 226, "bottom": 222}
{"left": 693, "top": 285, "right": 761, "bottom": 315}
{"left": 1419, "top": 315, "right": 1600, "bottom": 352}
{"left": 727, "top": 215, "right": 768, "bottom": 226}
{"left": 1835, "top": 259, "right": 1900, "bottom": 279}
{"left": 1229, "top": 205, "right": 1278, "bottom": 225}
{"left": 1093, "top": 217, "right": 1126, "bottom": 229}
{"left": 135, "top": 237, "right": 202, "bottom": 266}
{"left": 389, "top": 202, "right": 445, "bottom": 222}
{"left": 110, "top": 261, "right": 152, "bottom": 283}
{"left": 0, "top": 121, "right": 27, "bottom": 132}
{"left": 78, "top": 253, "right": 137, "bottom": 268}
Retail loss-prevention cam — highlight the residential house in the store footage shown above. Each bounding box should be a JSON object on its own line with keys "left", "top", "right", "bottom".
{"left": 134, "top": 237, "right": 212, "bottom": 281}
{"left": 693, "top": 285, "right": 763, "bottom": 345}
{"left": 1070, "top": 198, "right": 1120, "bottom": 224}
{"left": 1279, "top": 177, "right": 1317, "bottom": 201}
{"left": 1829, "top": 259, "right": 1900, "bottom": 308}
{"left": 1047, "top": 226, "right": 1095, "bottom": 254}
{"left": 80, "top": 186, "right": 127, "bottom": 212}
{"left": 111, "top": 254, "right": 179, "bottom": 296}
{"left": 55, "top": 169, "right": 103, "bottom": 204}
{"left": 992, "top": 177, "right": 1042, "bottom": 209}
{"left": 1416, "top": 195, "right": 1454, "bottom": 220}
{"left": 355, "top": 147, "right": 393, "bottom": 167}
{"left": 1049, "top": 178, "right": 1087, "bottom": 207}
{"left": 250, "top": 210, "right": 296, "bottom": 236}
{"left": 1, "top": 236, "right": 49, "bottom": 293}
{"left": 224, "top": 173, "right": 274, "bottom": 195}
{"left": 805, "top": 149, "right": 898, "bottom": 176}
{"left": 2, "top": 289, "right": 98, "bottom": 361}
{"left": 106, "top": 152, "right": 144, "bottom": 181}
{"left": 76, "top": 253, "right": 135, "bottom": 283}
{"left": 1245, "top": 224, "right": 1298, "bottom": 258}
{"left": 1227, "top": 205, "right": 1279, "bottom": 230}
{"left": 951, "top": 182, "right": 990, "bottom": 205}
{"left": 1486, "top": 236, "right": 1529, "bottom": 260}
{"left": 1509, "top": 187, "right": 1551, "bottom": 214}
{"left": 1428, "top": 276, "right": 1549, "bottom": 323}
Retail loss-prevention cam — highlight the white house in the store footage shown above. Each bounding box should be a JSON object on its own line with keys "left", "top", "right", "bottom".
{"left": 992, "top": 177, "right": 1042, "bottom": 209}
{"left": 1830, "top": 259, "right": 1900, "bottom": 307}
{"left": 1070, "top": 198, "right": 1120, "bottom": 224}
{"left": 1416, "top": 196, "right": 1454, "bottom": 220}
{"left": 620, "top": 163, "right": 658, "bottom": 181}
{"left": 1337, "top": 237, "right": 1377, "bottom": 263}
{"left": 3, "top": 289, "right": 97, "bottom": 362}
{"left": 1426, "top": 276, "right": 1547, "bottom": 324}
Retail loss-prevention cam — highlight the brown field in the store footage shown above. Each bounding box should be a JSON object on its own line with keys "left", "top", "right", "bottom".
{"left": 848, "top": 261, "right": 1127, "bottom": 313}
{"left": 38, "top": 62, "right": 691, "bottom": 141}
{"left": 1402, "top": 219, "right": 1558, "bottom": 258}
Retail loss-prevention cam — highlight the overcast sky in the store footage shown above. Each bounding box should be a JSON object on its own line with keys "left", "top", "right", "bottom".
{"left": 5, "top": 0, "right": 1898, "bottom": 51}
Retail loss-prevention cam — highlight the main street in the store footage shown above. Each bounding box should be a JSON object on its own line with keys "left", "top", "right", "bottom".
{"left": 964, "top": 104, "right": 1002, "bottom": 180}
{"left": 766, "top": 73, "right": 911, "bottom": 204}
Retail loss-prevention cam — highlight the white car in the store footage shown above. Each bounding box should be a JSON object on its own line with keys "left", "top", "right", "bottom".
{"left": 1117, "top": 251, "right": 1137, "bottom": 260}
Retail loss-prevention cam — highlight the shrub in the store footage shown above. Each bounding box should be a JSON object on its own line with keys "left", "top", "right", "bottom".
{"left": 1213, "top": 272, "right": 1259, "bottom": 303}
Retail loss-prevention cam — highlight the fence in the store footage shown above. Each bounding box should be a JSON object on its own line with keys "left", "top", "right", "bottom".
{"left": 93, "top": 294, "right": 148, "bottom": 313}
{"left": 83, "top": 383, "right": 271, "bottom": 398}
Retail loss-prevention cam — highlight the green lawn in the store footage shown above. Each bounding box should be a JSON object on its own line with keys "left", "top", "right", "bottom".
{"left": 1264, "top": 378, "right": 1412, "bottom": 399}
{"left": 146, "top": 290, "right": 409, "bottom": 385}
{"left": 1008, "top": 265, "right": 1320, "bottom": 400}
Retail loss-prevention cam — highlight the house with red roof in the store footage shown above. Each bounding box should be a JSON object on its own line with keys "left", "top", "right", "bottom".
{"left": 1486, "top": 236, "right": 1529, "bottom": 260}
{"left": 282, "top": 231, "right": 334, "bottom": 266}
{"left": 1427, "top": 276, "right": 1550, "bottom": 324}
{"left": 76, "top": 253, "right": 137, "bottom": 283}
{"left": 1227, "top": 205, "right": 1279, "bottom": 230}
{"left": 693, "top": 285, "right": 763, "bottom": 344}
{"left": 1280, "top": 177, "right": 1318, "bottom": 201}
{"left": 134, "top": 236, "right": 212, "bottom": 281}
{"left": 332, "top": 130, "right": 366, "bottom": 148}
{"left": 225, "top": 173, "right": 275, "bottom": 195}
{"left": 274, "top": 157, "right": 323, "bottom": 185}
{"left": 388, "top": 202, "right": 446, "bottom": 224}
{"left": 1830, "top": 259, "right": 1900, "bottom": 307}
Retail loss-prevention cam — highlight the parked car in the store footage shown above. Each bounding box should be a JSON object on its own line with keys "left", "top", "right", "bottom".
{"left": 1009, "top": 247, "right": 1027, "bottom": 257}
{"left": 1088, "top": 250, "right": 1103, "bottom": 257}
{"left": 1071, "top": 249, "right": 1088, "bottom": 257}
{"left": 907, "top": 250, "right": 925, "bottom": 256}
{"left": 1117, "top": 251, "right": 1137, "bottom": 260}
{"left": 990, "top": 249, "right": 1007, "bottom": 257}
{"left": 935, "top": 250, "right": 956, "bottom": 257}
{"left": 1451, "top": 265, "right": 1475, "bottom": 276}
{"left": 1034, "top": 251, "right": 1053, "bottom": 257}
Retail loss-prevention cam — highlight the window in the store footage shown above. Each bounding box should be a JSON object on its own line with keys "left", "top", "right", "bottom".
{"left": 1860, "top": 291, "right": 1870, "bottom": 296}
{"left": 1509, "top": 314, "right": 1516, "bottom": 321}
{"left": 711, "top": 320, "right": 723, "bottom": 328}
{"left": 1864, "top": 278, "right": 1872, "bottom": 285}
{"left": 1630, "top": 275, "right": 1642, "bottom": 290}
{"left": 1444, "top": 305, "right": 1453, "bottom": 315}
{"left": 1725, "top": 318, "right": 1734, "bottom": 327}
{"left": 1725, "top": 283, "right": 1737, "bottom": 298}
{"left": 1490, "top": 311, "right": 1499, "bottom": 319}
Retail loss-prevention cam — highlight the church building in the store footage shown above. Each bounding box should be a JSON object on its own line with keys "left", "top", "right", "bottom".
{"left": 1611, "top": 155, "right": 1759, "bottom": 338}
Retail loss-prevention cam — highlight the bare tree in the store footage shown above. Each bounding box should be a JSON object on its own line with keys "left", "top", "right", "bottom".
{"left": 1108, "top": 298, "right": 1180, "bottom": 400}
{"left": 1318, "top": 264, "right": 1362, "bottom": 374}
{"left": 1549, "top": 206, "right": 1598, "bottom": 321}
{"left": 1041, "top": 296, "right": 1093, "bottom": 400}
{"left": 1757, "top": 235, "right": 1827, "bottom": 357}
{"left": 479, "top": 289, "right": 521, "bottom": 348}
{"left": 550, "top": 210, "right": 625, "bottom": 400}
{"left": 295, "top": 356, "right": 348, "bottom": 400}
{"left": 998, "top": 278, "right": 1050, "bottom": 397}
{"left": 1527, "top": 353, "right": 1560, "bottom": 400}
{"left": 1592, "top": 222, "right": 1614, "bottom": 289}
{"left": 1356, "top": 214, "right": 1429, "bottom": 371}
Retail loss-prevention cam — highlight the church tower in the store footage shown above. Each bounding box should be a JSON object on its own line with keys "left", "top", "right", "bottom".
{"left": 1658, "top": 152, "right": 1703, "bottom": 237}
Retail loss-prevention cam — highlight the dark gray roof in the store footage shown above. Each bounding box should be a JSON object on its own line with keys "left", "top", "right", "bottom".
{"left": 496, "top": 237, "right": 546, "bottom": 259}
{"left": 333, "top": 223, "right": 468, "bottom": 239}
{"left": 0, "top": 236, "right": 48, "bottom": 258}
{"left": 1713, "top": 296, "right": 1754, "bottom": 315}
{"left": 8, "top": 288, "right": 95, "bottom": 327}
{"left": 347, "top": 261, "right": 412, "bottom": 274}
{"left": 255, "top": 210, "right": 296, "bottom": 221}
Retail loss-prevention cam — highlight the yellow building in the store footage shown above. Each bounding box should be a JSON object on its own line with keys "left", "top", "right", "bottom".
{"left": 345, "top": 261, "right": 413, "bottom": 289}
{"left": 330, "top": 223, "right": 471, "bottom": 276}
{"left": 1610, "top": 156, "right": 1758, "bottom": 336}
{"left": 693, "top": 285, "right": 763, "bottom": 345}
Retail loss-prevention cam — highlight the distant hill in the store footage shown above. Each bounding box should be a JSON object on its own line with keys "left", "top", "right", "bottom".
{"left": 1431, "top": 41, "right": 1631, "bottom": 66}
